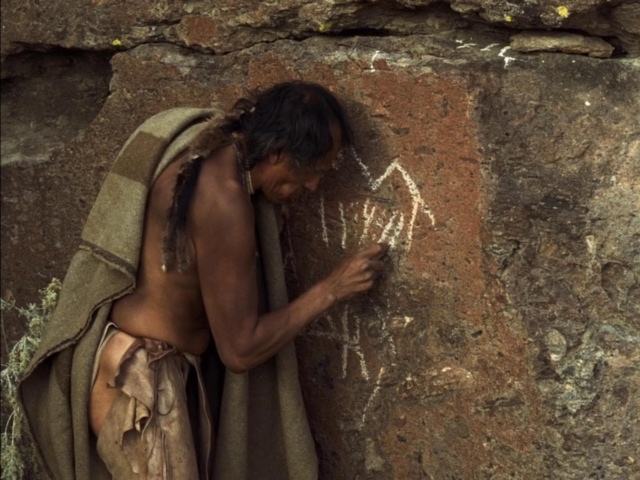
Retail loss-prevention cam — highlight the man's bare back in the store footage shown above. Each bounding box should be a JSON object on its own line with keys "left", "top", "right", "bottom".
{"left": 110, "top": 145, "right": 242, "bottom": 357}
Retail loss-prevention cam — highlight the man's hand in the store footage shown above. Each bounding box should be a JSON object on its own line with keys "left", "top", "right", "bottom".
{"left": 323, "top": 242, "right": 389, "bottom": 302}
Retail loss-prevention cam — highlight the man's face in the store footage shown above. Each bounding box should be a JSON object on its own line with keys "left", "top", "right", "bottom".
{"left": 262, "top": 125, "right": 342, "bottom": 203}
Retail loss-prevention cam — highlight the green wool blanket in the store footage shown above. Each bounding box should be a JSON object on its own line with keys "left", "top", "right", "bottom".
{"left": 18, "top": 108, "right": 318, "bottom": 480}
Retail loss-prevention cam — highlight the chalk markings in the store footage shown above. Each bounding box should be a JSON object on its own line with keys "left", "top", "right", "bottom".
{"left": 499, "top": 46, "right": 516, "bottom": 68}
{"left": 340, "top": 309, "right": 351, "bottom": 378}
{"left": 339, "top": 202, "right": 347, "bottom": 249}
{"left": 321, "top": 157, "right": 435, "bottom": 251}
{"left": 378, "top": 210, "right": 406, "bottom": 248}
{"left": 378, "top": 212, "right": 398, "bottom": 243}
{"left": 481, "top": 43, "right": 500, "bottom": 52}
{"left": 307, "top": 299, "right": 400, "bottom": 429}
{"left": 369, "top": 158, "right": 435, "bottom": 252}
{"left": 310, "top": 307, "right": 371, "bottom": 381}
{"left": 320, "top": 195, "right": 328, "bottom": 245}
{"left": 359, "top": 199, "right": 377, "bottom": 246}
{"left": 305, "top": 150, "right": 439, "bottom": 430}
{"left": 348, "top": 148, "right": 435, "bottom": 252}
{"left": 369, "top": 50, "right": 381, "bottom": 71}
{"left": 361, "top": 369, "right": 383, "bottom": 427}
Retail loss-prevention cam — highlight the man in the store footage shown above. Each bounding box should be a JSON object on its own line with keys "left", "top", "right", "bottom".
{"left": 20, "top": 82, "right": 387, "bottom": 479}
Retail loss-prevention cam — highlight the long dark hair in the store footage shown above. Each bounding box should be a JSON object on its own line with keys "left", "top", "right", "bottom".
{"left": 163, "top": 81, "right": 354, "bottom": 271}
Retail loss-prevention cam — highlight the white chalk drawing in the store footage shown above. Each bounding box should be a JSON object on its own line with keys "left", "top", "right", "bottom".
{"left": 481, "top": 43, "right": 500, "bottom": 52}
{"left": 499, "top": 46, "right": 516, "bottom": 68}
{"left": 336, "top": 149, "right": 435, "bottom": 253}
{"left": 339, "top": 202, "right": 347, "bottom": 250}
{"left": 302, "top": 152, "right": 432, "bottom": 429}
{"left": 306, "top": 302, "right": 399, "bottom": 428}
{"left": 453, "top": 41, "right": 515, "bottom": 68}
{"left": 320, "top": 196, "right": 328, "bottom": 245}
{"left": 456, "top": 43, "right": 477, "bottom": 50}
{"left": 358, "top": 198, "right": 376, "bottom": 246}
{"left": 368, "top": 50, "right": 381, "bottom": 71}
{"left": 378, "top": 211, "right": 399, "bottom": 244}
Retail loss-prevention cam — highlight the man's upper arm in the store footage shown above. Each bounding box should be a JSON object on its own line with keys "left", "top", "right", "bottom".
{"left": 190, "top": 166, "right": 258, "bottom": 363}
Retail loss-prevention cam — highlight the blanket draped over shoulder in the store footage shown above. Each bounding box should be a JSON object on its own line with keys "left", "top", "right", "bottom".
{"left": 18, "top": 108, "right": 318, "bottom": 480}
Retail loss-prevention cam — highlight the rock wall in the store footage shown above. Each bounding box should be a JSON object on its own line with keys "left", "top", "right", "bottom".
{"left": 2, "top": 1, "right": 639, "bottom": 479}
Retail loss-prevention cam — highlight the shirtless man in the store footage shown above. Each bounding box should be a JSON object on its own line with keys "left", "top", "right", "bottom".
{"left": 89, "top": 82, "right": 388, "bottom": 476}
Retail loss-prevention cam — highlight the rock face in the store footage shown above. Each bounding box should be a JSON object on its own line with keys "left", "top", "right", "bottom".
{"left": 1, "top": 2, "right": 639, "bottom": 479}
{"left": 510, "top": 31, "right": 615, "bottom": 58}
{"left": 2, "top": 0, "right": 640, "bottom": 55}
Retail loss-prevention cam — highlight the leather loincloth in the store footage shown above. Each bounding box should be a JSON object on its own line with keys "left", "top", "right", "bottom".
{"left": 93, "top": 324, "right": 213, "bottom": 479}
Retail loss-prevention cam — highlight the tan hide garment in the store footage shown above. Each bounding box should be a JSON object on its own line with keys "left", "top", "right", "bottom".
{"left": 17, "top": 108, "right": 318, "bottom": 480}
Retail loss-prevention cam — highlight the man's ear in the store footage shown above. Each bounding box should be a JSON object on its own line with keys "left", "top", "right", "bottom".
{"left": 267, "top": 152, "right": 281, "bottom": 165}
{"left": 268, "top": 147, "right": 288, "bottom": 165}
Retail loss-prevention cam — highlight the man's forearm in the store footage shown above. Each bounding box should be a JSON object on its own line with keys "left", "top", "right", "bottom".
{"left": 222, "top": 242, "right": 387, "bottom": 373}
{"left": 225, "top": 280, "right": 336, "bottom": 373}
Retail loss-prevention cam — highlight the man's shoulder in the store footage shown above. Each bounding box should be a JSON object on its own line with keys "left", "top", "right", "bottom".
{"left": 191, "top": 148, "right": 253, "bottom": 229}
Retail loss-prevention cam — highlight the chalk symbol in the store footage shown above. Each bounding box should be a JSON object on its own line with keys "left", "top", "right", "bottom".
{"left": 499, "top": 46, "right": 516, "bottom": 68}
{"left": 307, "top": 303, "right": 397, "bottom": 428}
{"left": 308, "top": 152, "right": 430, "bottom": 429}
{"left": 321, "top": 150, "right": 435, "bottom": 253}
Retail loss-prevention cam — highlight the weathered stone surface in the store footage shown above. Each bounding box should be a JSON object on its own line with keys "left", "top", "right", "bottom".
{"left": 510, "top": 31, "right": 615, "bottom": 58}
{"left": 0, "top": 50, "right": 111, "bottom": 350}
{"left": 2, "top": 28, "right": 639, "bottom": 478}
{"left": 1, "top": 1, "right": 639, "bottom": 56}
{"left": 1, "top": 51, "right": 111, "bottom": 166}
{"left": 477, "top": 51, "right": 640, "bottom": 479}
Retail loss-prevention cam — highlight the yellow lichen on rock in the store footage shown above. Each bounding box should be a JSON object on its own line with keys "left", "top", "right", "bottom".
{"left": 318, "top": 21, "right": 332, "bottom": 33}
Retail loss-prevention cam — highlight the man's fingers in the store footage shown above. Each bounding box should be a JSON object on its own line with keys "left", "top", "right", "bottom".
{"left": 358, "top": 242, "right": 389, "bottom": 260}
{"left": 359, "top": 259, "right": 385, "bottom": 273}
{"left": 358, "top": 260, "right": 385, "bottom": 284}
{"left": 369, "top": 260, "right": 385, "bottom": 272}
{"left": 356, "top": 244, "right": 380, "bottom": 258}
{"left": 372, "top": 242, "right": 389, "bottom": 260}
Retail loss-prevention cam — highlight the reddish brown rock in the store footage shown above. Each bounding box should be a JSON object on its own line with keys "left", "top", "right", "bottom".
{"left": 2, "top": 33, "right": 639, "bottom": 478}
{"left": 1, "top": 0, "right": 638, "bottom": 56}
